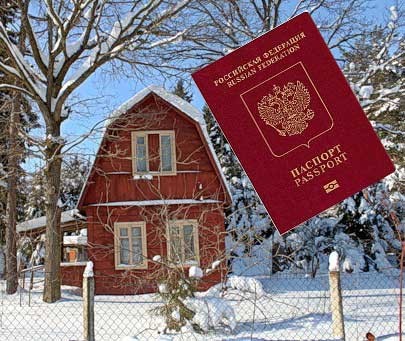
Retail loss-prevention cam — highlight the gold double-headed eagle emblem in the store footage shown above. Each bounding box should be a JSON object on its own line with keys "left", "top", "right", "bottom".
{"left": 257, "top": 80, "right": 315, "bottom": 136}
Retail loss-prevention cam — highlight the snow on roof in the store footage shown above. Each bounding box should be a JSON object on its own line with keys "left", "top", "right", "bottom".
{"left": 88, "top": 199, "right": 222, "bottom": 207}
{"left": 63, "top": 235, "right": 87, "bottom": 246}
{"left": 17, "top": 209, "right": 85, "bottom": 233}
{"left": 105, "top": 85, "right": 205, "bottom": 127}
{"left": 79, "top": 86, "right": 232, "bottom": 205}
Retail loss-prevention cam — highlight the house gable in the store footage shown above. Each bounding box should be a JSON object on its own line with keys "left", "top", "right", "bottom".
{"left": 77, "top": 87, "right": 231, "bottom": 210}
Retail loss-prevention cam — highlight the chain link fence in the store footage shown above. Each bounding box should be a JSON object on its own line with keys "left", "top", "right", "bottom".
{"left": 0, "top": 269, "right": 83, "bottom": 340}
{"left": 0, "top": 267, "right": 403, "bottom": 340}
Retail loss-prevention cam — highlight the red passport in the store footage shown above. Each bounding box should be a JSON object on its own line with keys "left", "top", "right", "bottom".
{"left": 192, "top": 12, "right": 394, "bottom": 234}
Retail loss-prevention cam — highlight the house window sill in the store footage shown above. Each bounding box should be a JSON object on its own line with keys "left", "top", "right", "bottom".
{"left": 60, "top": 261, "right": 88, "bottom": 267}
{"left": 168, "top": 261, "right": 199, "bottom": 268}
{"left": 115, "top": 264, "right": 148, "bottom": 270}
{"left": 133, "top": 172, "right": 177, "bottom": 180}
{"left": 133, "top": 174, "right": 153, "bottom": 180}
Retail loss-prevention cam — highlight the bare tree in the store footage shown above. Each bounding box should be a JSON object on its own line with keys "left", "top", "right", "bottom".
{"left": 343, "top": 3, "right": 404, "bottom": 170}
{"left": 159, "top": 0, "right": 373, "bottom": 68}
{"left": 0, "top": 0, "right": 192, "bottom": 302}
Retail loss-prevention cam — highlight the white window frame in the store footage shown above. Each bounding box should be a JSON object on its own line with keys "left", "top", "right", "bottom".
{"left": 133, "top": 132, "right": 149, "bottom": 173}
{"left": 167, "top": 219, "right": 200, "bottom": 266}
{"left": 114, "top": 222, "right": 148, "bottom": 270}
{"left": 131, "top": 130, "right": 176, "bottom": 176}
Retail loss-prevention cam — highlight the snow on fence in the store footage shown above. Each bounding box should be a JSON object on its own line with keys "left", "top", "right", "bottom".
{"left": 0, "top": 266, "right": 404, "bottom": 340}
{"left": 328, "top": 251, "right": 345, "bottom": 339}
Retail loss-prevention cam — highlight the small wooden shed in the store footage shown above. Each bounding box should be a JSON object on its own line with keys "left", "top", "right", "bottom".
{"left": 17, "top": 209, "right": 87, "bottom": 287}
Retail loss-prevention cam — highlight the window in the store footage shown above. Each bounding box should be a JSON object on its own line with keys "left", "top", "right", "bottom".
{"left": 132, "top": 131, "right": 176, "bottom": 175}
{"left": 62, "top": 246, "right": 88, "bottom": 263}
{"left": 160, "top": 134, "right": 174, "bottom": 172}
{"left": 114, "top": 222, "right": 147, "bottom": 269}
{"left": 167, "top": 220, "right": 199, "bottom": 265}
{"left": 136, "top": 135, "right": 148, "bottom": 172}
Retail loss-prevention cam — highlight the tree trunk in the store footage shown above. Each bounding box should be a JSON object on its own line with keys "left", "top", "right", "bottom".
{"left": 43, "top": 124, "right": 63, "bottom": 303}
{"left": 5, "top": 13, "right": 27, "bottom": 295}
{"left": 5, "top": 103, "right": 19, "bottom": 294}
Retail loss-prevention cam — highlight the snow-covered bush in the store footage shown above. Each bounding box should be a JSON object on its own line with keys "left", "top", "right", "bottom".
{"left": 152, "top": 258, "right": 198, "bottom": 333}
{"left": 285, "top": 217, "right": 339, "bottom": 276}
{"left": 228, "top": 238, "right": 273, "bottom": 276}
{"left": 30, "top": 241, "right": 45, "bottom": 266}
{"left": 189, "top": 266, "right": 203, "bottom": 279}
{"left": 17, "top": 236, "right": 33, "bottom": 269}
{"left": 227, "top": 276, "right": 265, "bottom": 298}
{"left": 152, "top": 256, "right": 235, "bottom": 334}
{"left": 339, "top": 183, "right": 404, "bottom": 271}
{"left": 184, "top": 297, "right": 236, "bottom": 332}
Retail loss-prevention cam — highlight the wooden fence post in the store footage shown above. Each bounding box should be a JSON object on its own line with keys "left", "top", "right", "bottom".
{"left": 83, "top": 261, "right": 95, "bottom": 341}
{"left": 329, "top": 251, "right": 345, "bottom": 340}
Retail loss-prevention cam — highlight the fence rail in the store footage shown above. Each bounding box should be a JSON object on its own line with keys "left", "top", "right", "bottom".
{"left": 0, "top": 266, "right": 403, "bottom": 340}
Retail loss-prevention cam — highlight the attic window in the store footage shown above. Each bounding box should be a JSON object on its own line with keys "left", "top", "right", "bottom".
{"left": 131, "top": 131, "right": 176, "bottom": 176}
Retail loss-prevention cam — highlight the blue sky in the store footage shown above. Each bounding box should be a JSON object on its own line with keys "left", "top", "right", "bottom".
{"left": 53, "top": 0, "right": 396, "bottom": 164}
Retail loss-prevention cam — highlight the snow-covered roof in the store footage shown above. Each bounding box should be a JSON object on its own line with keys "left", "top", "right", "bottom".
{"left": 105, "top": 85, "right": 205, "bottom": 127}
{"left": 63, "top": 235, "right": 87, "bottom": 245}
{"left": 17, "top": 209, "right": 85, "bottom": 233}
{"left": 88, "top": 199, "right": 222, "bottom": 207}
{"left": 78, "top": 86, "right": 231, "bottom": 207}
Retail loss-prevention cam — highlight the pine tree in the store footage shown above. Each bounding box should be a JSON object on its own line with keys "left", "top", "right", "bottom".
{"left": 0, "top": 2, "right": 18, "bottom": 244}
{"left": 24, "top": 155, "right": 90, "bottom": 218}
{"left": 202, "top": 105, "right": 240, "bottom": 180}
{"left": 339, "top": 183, "right": 403, "bottom": 271}
{"left": 337, "top": 7, "right": 404, "bottom": 269}
{"left": 23, "top": 169, "right": 47, "bottom": 220}
{"left": 172, "top": 80, "right": 193, "bottom": 103}
{"left": 202, "top": 105, "right": 275, "bottom": 275}
{"left": 283, "top": 7, "right": 404, "bottom": 274}
{"left": 285, "top": 216, "right": 368, "bottom": 275}
{"left": 343, "top": 11, "right": 404, "bottom": 176}
{"left": 60, "top": 155, "right": 90, "bottom": 210}
{"left": 0, "top": 2, "right": 37, "bottom": 293}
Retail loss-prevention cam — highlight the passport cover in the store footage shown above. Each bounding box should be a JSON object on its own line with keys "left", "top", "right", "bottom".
{"left": 192, "top": 12, "right": 395, "bottom": 234}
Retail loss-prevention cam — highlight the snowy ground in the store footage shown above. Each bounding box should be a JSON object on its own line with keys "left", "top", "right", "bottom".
{"left": 0, "top": 270, "right": 403, "bottom": 341}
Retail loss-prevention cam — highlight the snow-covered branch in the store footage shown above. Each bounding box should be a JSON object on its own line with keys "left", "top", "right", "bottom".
{"left": 0, "top": 21, "right": 46, "bottom": 102}
{"left": 0, "top": 61, "right": 21, "bottom": 78}
{"left": 0, "top": 0, "right": 195, "bottom": 127}
{"left": 373, "top": 123, "right": 405, "bottom": 136}
{"left": 181, "top": 0, "right": 372, "bottom": 66}
{"left": 0, "top": 84, "right": 35, "bottom": 98}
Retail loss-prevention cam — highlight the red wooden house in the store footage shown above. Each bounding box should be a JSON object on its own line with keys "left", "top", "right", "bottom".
{"left": 70, "top": 86, "right": 231, "bottom": 294}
